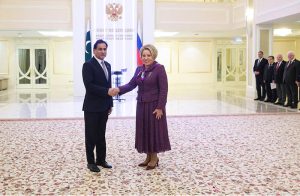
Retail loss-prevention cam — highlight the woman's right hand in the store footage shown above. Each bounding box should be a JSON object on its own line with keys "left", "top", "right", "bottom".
{"left": 153, "top": 109, "right": 163, "bottom": 120}
{"left": 114, "top": 87, "right": 120, "bottom": 95}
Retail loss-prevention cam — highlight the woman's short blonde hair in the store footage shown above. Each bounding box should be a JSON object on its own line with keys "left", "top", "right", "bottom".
{"left": 140, "top": 44, "right": 158, "bottom": 60}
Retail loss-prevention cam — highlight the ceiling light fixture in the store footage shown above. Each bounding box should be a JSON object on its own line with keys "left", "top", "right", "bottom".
{"left": 154, "top": 31, "right": 178, "bottom": 37}
{"left": 38, "top": 31, "right": 73, "bottom": 37}
{"left": 273, "top": 28, "right": 292, "bottom": 36}
{"left": 245, "top": 8, "right": 254, "bottom": 20}
{"left": 230, "top": 36, "right": 243, "bottom": 44}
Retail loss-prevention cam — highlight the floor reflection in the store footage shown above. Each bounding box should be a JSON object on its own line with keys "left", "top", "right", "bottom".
{"left": 17, "top": 93, "right": 48, "bottom": 118}
{"left": 18, "top": 93, "right": 47, "bottom": 103}
{"left": 0, "top": 87, "right": 298, "bottom": 119}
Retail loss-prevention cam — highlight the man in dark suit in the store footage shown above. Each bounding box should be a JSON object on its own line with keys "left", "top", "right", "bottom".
{"left": 282, "top": 51, "right": 300, "bottom": 109}
{"left": 263, "top": 56, "right": 275, "bottom": 102}
{"left": 273, "top": 54, "right": 286, "bottom": 105}
{"left": 296, "top": 64, "right": 300, "bottom": 110}
{"left": 82, "top": 39, "right": 114, "bottom": 172}
{"left": 253, "top": 51, "right": 268, "bottom": 101}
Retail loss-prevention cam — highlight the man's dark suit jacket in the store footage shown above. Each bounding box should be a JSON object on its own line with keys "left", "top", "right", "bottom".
{"left": 82, "top": 57, "right": 113, "bottom": 112}
{"left": 253, "top": 58, "right": 268, "bottom": 80}
{"left": 263, "top": 63, "right": 275, "bottom": 83}
{"left": 274, "top": 61, "right": 286, "bottom": 84}
{"left": 295, "top": 59, "right": 300, "bottom": 82}
{"left": 283, "top": 59, "right": 300, "bottom": 84}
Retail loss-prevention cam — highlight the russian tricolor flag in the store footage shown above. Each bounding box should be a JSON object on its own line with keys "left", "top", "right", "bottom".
{"left": 137, "top": 21, "right": 143, "bottom": 66}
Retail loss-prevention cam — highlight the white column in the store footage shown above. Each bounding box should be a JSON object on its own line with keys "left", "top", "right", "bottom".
{"left": 268, "top": 27, "right": 273, "bottom": 56}
{"left": 143, "top": 0, "right": 155, "bottom": 44}
{"left": 245, "top": 0, "right": 256, "bottom": 98}
{"left": 246, "top": 24, "right": 261, "bottom": 98}
{"left": 72, "top": 0, "right": 85, "bottom": 97}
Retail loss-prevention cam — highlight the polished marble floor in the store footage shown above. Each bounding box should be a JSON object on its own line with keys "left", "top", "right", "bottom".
{"left": 0, "top": 85, "right": 298, "bottom": 119}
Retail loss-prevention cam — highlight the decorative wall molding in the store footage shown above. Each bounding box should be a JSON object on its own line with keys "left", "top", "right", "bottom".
{"left": 232, "top": 3, "right": 246, "bottom": 28}
{"left": 0, "top": 0, "right": 72, "bottom": 30}
{"left": 156, "top": 2, "right": 233, "bottom": 31}
{"left": 178, "top": 41, "right": 213, "bottom": 73}
{"left": 0, "top": 40, "right": 9, "bottom": 75}
{"left": 53, "top": 41, "right": 73, "bottom": 75}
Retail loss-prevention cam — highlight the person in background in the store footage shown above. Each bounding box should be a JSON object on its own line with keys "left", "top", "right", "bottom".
{"left": 296, "top": 66, "right": 300, "bottom": 110}
{"left": 273, "top": 54, "right": 286, "bottom": 105}
{"left": 282, "top": 51, "right": 300, "bottom": 109}
{"left": 263, "top": 56, "right": 275, "bottom": 102}
{"left": 253, "top": 51, "right": 268, "bottom": 101}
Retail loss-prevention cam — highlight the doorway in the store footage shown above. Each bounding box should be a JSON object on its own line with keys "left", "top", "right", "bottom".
{"left": 17, "top": 46, "right": 49, "bottom": 88}
{"left": 216, "top": 46, "right": 246, "bottom": 84}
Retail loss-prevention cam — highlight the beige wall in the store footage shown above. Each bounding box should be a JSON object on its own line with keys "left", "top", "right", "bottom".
{"left": 1, "top": 37, "right": 242, "bottom": 90}
{"left": 156, "top": 1, "right": 246, "bottom": 32}
{"left": 0, "top": 0, "right": 246, "bottom": 33}
{"left": 0, "top": 40, "right": 10, "bottom": 75}
{"left": 260, "top": 29, "right": 270, "bottom": 56}
{"left": 273, "top": 37, "right": 300, "bottom": 60}
{"left": 156, "top": 39, "right": 216, "bottom": 86}
{"left": 156, "top": 40, "right": 216, "bottom": 86}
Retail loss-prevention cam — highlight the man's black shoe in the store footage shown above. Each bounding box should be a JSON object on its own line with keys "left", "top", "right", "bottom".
{"left": 254, "top": 98, "right": 260, "bottom": 101}
{"left": 87, "top": 164, "right": 100, "bottom": 172}
{"left": 96, "top": 161, "right": 112, "bottom": 169}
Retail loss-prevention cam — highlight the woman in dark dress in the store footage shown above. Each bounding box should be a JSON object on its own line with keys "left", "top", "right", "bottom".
{"left": 115, "top": 44, "right": 171, "bottom": 170}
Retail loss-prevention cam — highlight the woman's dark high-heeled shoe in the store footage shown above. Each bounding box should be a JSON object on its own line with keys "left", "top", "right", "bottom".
{"left": 146, "top": 159, "right": 159, "bottom": 170}
{"left": 138, "top": 155, "right": 151, "bottom": 167}
{"left": 138, "top": 161, "right": 150, "bottom": 167}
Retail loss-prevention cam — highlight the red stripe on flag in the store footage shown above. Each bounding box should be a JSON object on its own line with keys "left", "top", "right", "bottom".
{"left": 137, "top": 49, "right": 143, "bottom": 66}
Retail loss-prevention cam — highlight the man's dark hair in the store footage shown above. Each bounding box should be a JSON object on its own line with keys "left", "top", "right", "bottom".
{"left": 268, "top": 56, "right": 274, "bottom": 60}
{"left": 93, "top": 39, "right": 108, "bottom": 49}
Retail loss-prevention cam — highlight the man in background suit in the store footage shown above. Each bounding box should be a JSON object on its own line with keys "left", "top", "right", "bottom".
{"left": 273, "top": 54, "right": 286, "bottom": 105}
{"left": 82, "top": 39, "right": 115, "bottom": 172}
{"left": 296, "top": 62, "right": 300, "bottom": 110}
{"left": 253, "top": 51, "right": 268, "bottom": 101}
{"left": 263, "top": 56, "right": 275, "bottom": 102}
{"left": 282, "top": 51, "right": 300, "bottom": 109}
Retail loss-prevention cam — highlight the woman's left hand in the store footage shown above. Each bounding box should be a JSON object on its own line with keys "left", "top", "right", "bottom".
{"left": 153, "top": 109, "right": 163, "bottom": 120}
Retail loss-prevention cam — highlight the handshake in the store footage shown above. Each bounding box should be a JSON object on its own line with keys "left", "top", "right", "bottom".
{"left": 108, "top": 87, "right": 120, "bottom": 97}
